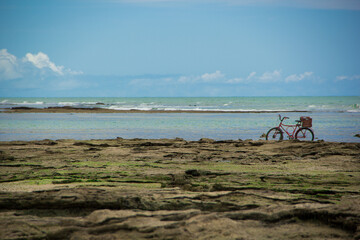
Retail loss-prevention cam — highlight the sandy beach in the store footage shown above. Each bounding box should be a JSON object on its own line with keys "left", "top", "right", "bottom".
{"left": 0, "top": 138, "right": 359, "bottom": 239}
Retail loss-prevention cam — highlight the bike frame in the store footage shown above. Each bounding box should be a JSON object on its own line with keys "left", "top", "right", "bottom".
{"left": 277, "top": 116, "right": 301, "bottom": 139}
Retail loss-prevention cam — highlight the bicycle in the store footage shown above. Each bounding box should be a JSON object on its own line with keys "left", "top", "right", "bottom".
{"left": 266, "top": 115, "right": 314, "bottom": 141}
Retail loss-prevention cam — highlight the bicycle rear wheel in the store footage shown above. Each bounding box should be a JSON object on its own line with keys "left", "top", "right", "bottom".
{"left": 295, "top": 127, "right": 314, "bottom": 141}
{"left": 266, "top": 127, "right": 283, "bottom": 141}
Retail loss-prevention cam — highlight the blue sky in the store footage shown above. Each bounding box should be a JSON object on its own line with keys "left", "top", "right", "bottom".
{"left": 0, "top": 0, "right": 360, "bottom": 97}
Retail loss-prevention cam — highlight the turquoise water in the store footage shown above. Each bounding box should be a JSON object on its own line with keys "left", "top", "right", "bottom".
{"left": 1, "top": 96, "right": 359, "bottom": 112}
{"left": 1, "top": 111, "right": 359, "bottom": 142}
{"left": 0, "top": 97, "right": 359, "bottom": 142}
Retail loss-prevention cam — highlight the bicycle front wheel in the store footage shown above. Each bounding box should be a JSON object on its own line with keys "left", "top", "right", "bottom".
{"left": 295, "top": 127, "right": 314, "bottom": 141}
{"left": 266, "top": 127, "right": 283, "bottom": 141}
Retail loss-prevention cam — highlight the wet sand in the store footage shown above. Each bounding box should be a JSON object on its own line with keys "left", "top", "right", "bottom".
{"left": 0, "top": 138, "right": 359, "bottom": 239}
{"left": 3, "top": 106, "right": 308, "bottom": 113}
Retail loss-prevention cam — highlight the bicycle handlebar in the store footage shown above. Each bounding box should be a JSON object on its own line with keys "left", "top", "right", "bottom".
{"left": 278, "top": 114, "right": 289, "bottom": 122}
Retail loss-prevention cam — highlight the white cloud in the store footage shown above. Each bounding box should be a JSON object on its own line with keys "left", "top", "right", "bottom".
{"left": 129, "top": 78, "right": 152, "bottom": 86}
{"left": 258, "top": 70, "right": 281, "bottom": 82}
{"left": 225, "top": 70, "right": 315, "bottom": 84}
{"left": 177, "top": 70, "right": 224, "bottom": 83}
{"left": 24, "top": 52, "right": 64, "bottom": 75}
{"left": 226, "top": 77, "right": 244, "bottom": 84}
{"left": 247, "top": 71, "right": 256, "bottom": 80}
{"left": 67, "top": 69, "right": 84, "bottom": 75}
{"left": 178, "top": 75, "right": 192, "bottom": 83}
{"left": 127, "top": 71, "right": 225, "bottom": 86}
{"left": 226, "top": 72, "right": 256, "bottom": 84}
{"left": 0, "top": 49, "right": 22, "bottom": 80}
{"left": 0, "top": 49, "right": 82, "bottom": 81}
{"left": 105, "top": 69, "right": 318, "bottom": 89}
{"left": 129, "top": 76, "right": 177, "bottom": 86}
{"left": 336, "top": 75, "right": 360, "bottom": 81}
{"left": 285, "top": 72, "right": 313, "bottom": 83}
{"left": 226, "top": 71, "right": 258, "bottom": 84}
{"left": 336, "top": 76, "right": 348, "bottom": 81}
{"left": 0, "top": 49, "right": 84, "bottom": 91}
{"left": 200, "top": 70, "right": 224, "bottom": 82}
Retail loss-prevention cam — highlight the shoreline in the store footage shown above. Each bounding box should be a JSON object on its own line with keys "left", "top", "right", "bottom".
{"left": 1, "top": 138, "right": 359, "bottom": 144}
{"left": 0, "top": 137, "right": 353, "bottom": 143}
{"left": 1, "top": 106, "right": 309, "bottom": 113}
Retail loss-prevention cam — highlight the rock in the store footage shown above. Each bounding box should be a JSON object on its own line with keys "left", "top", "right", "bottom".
{"left": 1, "top": 138, "right": 359, "bottom": 239}
{"left": 175, "top": 137, "right": 185, "bottom": 141}
{"left": 185, "top": 169, "right": 201, "bottom": 176}
{"left": 198, "top": 138, "right": 215, "bottom": 143}
{"left": 34, "top": 139, "right": 58, "bottom": 145}
{"left": 248, "top": 141, "right": 265, "bottom": 146}
{"left": 11, "top": 106, "right": 35, "bottom": 110}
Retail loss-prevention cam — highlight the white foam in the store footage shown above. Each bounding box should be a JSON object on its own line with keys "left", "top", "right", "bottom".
{"left": 59, "top": 102, "right": 78, "bottom": 106}
{"left": 80, "top": 102, "right": 102, "bottom": 105}
{"left": 107, "top": 106, "right": 153, "bottom": 111}
{"left": 11, "top": 101, "right": 45, "bottom": 105}
{"left": 104, "top": 106, "right": 299, "bottom": 112}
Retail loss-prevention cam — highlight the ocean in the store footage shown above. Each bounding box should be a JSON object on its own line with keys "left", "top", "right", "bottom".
{"left": 1, "top": 97, "right": 359, "bottom": 142}
{"left": 1, "top": 96, "right": 359, "bottom": 112}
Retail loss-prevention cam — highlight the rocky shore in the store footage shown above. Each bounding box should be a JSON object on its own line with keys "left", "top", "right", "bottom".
{"left": 0, "top": 138, "right": 359, "bottom": 239}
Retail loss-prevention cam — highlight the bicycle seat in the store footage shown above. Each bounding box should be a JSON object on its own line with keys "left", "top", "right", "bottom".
{"left": 295, "top": 120, "right": 301, "bottom": 123}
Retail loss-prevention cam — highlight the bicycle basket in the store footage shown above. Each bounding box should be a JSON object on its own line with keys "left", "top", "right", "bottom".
{"left": 300, "top": 116, "right": 312, "bottom": 128}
